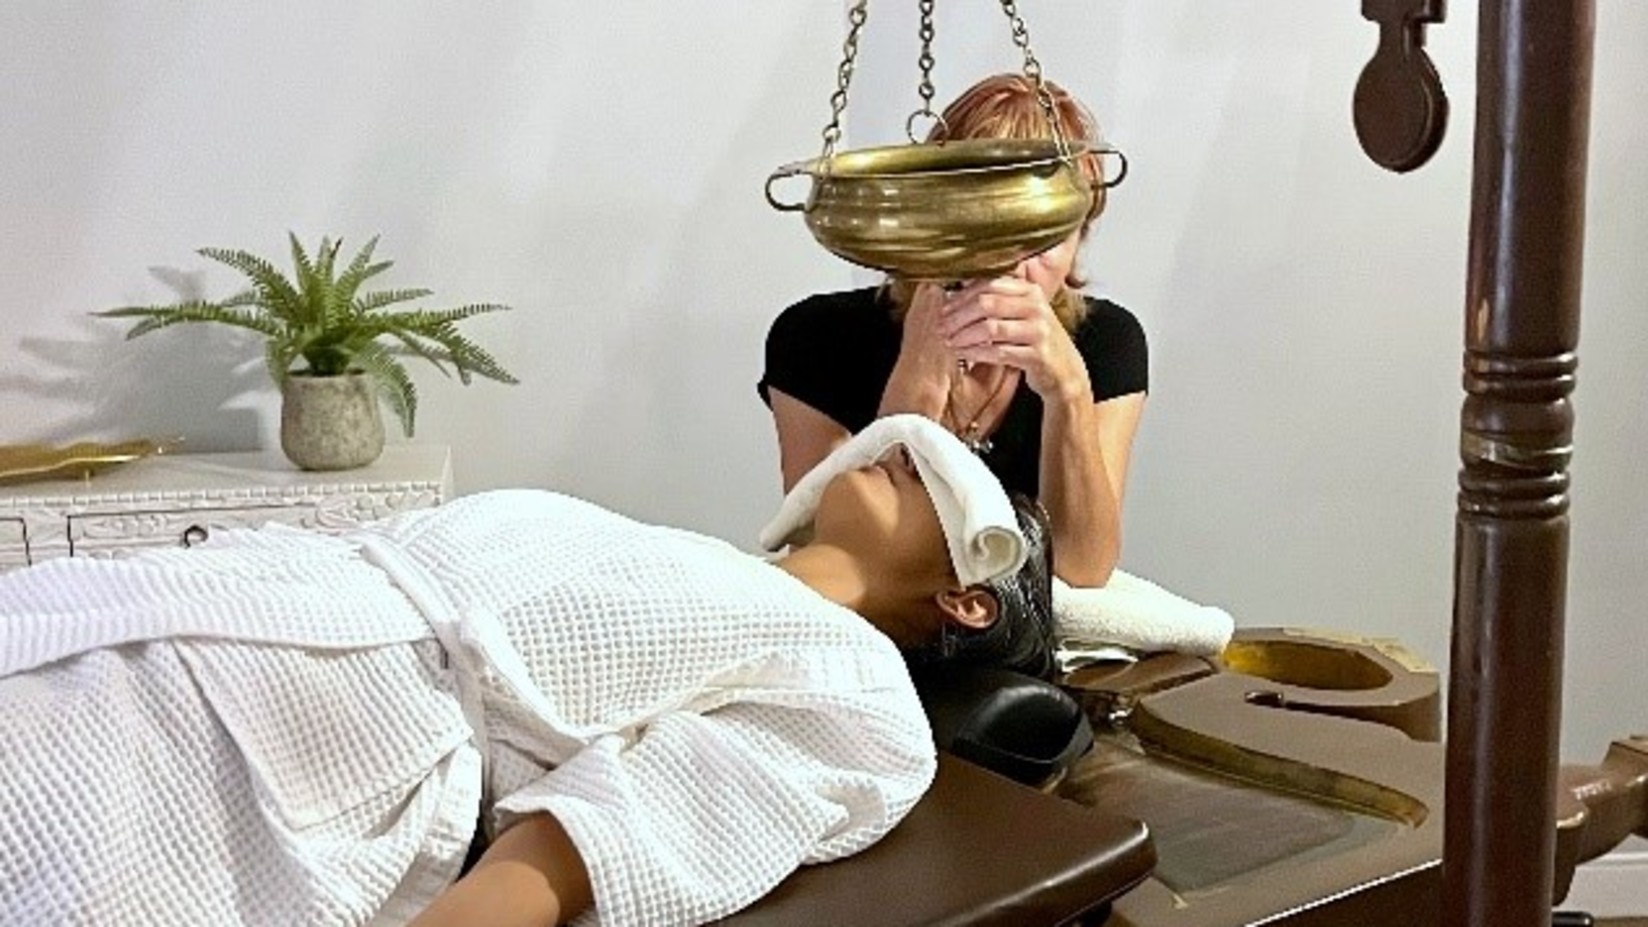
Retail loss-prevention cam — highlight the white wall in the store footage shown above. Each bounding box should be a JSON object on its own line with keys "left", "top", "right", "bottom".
{"left": 1, "top": 3, "right": 1643, "bottom": 769}
{"left": 0, "top": 1, "right": 851, "bottom": 541}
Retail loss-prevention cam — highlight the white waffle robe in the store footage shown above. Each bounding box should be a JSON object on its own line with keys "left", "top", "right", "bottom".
{"left": 0, "top": 490, "right": 936, "bottom": 926}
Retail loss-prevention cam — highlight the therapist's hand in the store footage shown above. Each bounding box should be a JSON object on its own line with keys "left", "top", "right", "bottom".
{"left": 939, "top": 277, "right": 1092, "bottom": 404}
{"left": 880, "top": 281, "right": 961, "bottom": 418}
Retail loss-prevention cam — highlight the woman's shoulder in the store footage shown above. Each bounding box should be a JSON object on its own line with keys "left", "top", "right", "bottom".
{"left": 767, "top": 287, "right": 898, "bottom": 362}
{"left": 773, "top": 286, "right": 888, "bottom": 330}
{"left": 1074, "top": 296, "right": 1146, "bottom": 349}
{"left": 1076, "top": 295, "right": 1143, "bottom": 332}
{"left": 1074, "top": 295, "right": 1149, "bottom": 397}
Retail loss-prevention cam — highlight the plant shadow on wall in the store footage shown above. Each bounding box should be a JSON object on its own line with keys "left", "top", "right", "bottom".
{"left": 93, "top": 234, "right": 519, "bottom": 471}
{"left": 2, "top": 266, "right": 265, "bottom": 451}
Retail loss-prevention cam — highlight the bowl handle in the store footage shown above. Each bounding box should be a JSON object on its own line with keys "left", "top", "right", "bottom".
{"left": 764, "top": 161, "right": 814, "bottom": 212}
{"left": 1097, "top": 147, "right": 1130, "bottom": 189}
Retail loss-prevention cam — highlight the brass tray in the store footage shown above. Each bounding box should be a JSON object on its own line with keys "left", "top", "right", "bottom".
{"left": 0, "top": 438, "right": 179, "bottom": 487}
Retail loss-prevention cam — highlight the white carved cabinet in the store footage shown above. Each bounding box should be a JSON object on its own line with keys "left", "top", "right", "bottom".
{"left": 0, "top": 445, "right": 453, "bottom": 572}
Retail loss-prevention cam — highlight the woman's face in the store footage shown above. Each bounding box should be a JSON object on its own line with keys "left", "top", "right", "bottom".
{"left": 1011, "top": 229, "right": 1081, "bottom": 303}
{"left": 811, "top": 446, "right": 955, "bottom": 590}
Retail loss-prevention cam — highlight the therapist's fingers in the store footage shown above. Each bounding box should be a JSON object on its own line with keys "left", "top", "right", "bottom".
{"left": 893, "top": 281, "right": 966, "bottom": 382}
{"left": 939, "top": 279, "right": 1045, "bottom": 333}
{"left": 945, "top": 297, "right": 1089, "bottom": 397}
{"left": 945, "top": 315, "right": 1037, "bottom": 351}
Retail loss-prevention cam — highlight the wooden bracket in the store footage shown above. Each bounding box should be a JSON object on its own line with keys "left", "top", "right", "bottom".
{"left": 1355, "top": 0, "right": 1449, "bottom": 172}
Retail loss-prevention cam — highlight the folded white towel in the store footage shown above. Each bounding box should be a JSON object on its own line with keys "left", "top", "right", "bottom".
{"left": 759, "top": 415, "right": 1026, "bottom": 588}
{"left": 1054, "top": 570, "right": 1234, "bottom": 658}
{"left": 1054, "top": 642, "right": 1140, "bottom": 676}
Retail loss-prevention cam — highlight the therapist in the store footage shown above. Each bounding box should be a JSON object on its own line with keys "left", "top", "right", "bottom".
{"left": 760, "top": 72, "right": 1148, "bottom": 587}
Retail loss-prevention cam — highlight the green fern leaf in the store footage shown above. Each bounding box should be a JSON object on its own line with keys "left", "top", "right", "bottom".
{"left": 286, "top": 233, "right": 321, "bottom": 320}
{"left": 404, "top": 323, "right": 518, "bottom": 385}
{"left": 96, "top": 302, "right": 284, "bottom": 340}
{"left": 199, "top": 248, "right": 305, "bottom": 324}
{"left": 355, "top": 288, "right": 434, "bottom": 313}
{"left": 378, "top": 331, "right": 454, "bottom": 379}
{"left": 331, "top": 236, "right": 383, "bottom": 309}
{"left": 265, "top": 340, "right": 301, "bottom": 384}
{"left": 351, "top": 342, "right": 419, "bottom": 437}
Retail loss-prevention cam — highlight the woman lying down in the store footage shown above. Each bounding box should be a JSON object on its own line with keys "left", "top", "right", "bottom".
{"left": 0, "top": 415, "right": 1055, "bottom": 927}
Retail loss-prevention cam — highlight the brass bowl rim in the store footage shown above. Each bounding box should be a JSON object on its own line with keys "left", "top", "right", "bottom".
{"left": 795, "top": 138, "right": 1091, "bottom": 181}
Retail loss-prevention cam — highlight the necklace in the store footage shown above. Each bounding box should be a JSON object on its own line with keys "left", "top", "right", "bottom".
{"left": 945, "top": 364, "right": 1015, "bottom": 455}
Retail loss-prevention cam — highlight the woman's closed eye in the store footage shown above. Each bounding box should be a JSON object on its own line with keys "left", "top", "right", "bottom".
{"left": 876, "top": 446, "right": 921, "bottom": 481}
{"left": 897, "top": 447, "right": 923, "bottom": 480}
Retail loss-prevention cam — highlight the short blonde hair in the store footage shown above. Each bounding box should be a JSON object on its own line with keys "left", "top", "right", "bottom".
{"left": 887, "top": 73, "right": 1110, "bottom": 330}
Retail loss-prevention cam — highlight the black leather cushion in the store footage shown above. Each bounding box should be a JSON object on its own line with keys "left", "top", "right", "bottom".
{"left": 910, "top": 664, "right": 1094, "bottom": 787}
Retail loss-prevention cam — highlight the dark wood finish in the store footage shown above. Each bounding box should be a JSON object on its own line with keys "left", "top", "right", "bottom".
{"left": 1553, "top": 737, "right": 1648, "bottom": 903}
{"left": 1445, "top": 1, "right": 1596, "bottom": 925}
{"left": 714, "top": 753, "right": 1154, "bottom": 926}
{"left": 1066, "top": 629, "right": 1449, "bottom": 926}
{"left": 1059, "top": 634, "right": 1643, "bottom": 925}
{"left": 1354, "top": 0, "right": 1449, "bottom": 171}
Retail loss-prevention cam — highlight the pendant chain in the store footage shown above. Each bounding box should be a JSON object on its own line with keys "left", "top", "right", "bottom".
{"left": 945, "top": 365, "right": 1015, "bottom": 455}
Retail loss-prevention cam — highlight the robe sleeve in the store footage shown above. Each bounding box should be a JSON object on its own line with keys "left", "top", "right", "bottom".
{"left": 491, "top": 689, "right": 936, "bottom": 927}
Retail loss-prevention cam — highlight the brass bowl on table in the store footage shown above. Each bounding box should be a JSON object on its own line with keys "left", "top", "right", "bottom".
{"left": 765, "top": 138, "right": 1097, "bottom": 280}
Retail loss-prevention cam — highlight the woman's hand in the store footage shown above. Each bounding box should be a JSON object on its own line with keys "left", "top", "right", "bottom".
{"left": 938, "top": 278, "right": 1093, "bottom": 404}
{"left": 878, "top": 282, "right": 961, "bottom": 419}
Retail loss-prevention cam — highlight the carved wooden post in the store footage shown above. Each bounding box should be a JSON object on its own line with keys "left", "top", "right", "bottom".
{"left": 1445, "top": 1, "right": 1596, "bottom": 924}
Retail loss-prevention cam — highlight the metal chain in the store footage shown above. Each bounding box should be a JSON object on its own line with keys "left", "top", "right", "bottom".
{"left": 999, "top": 0, "right": 1071, "bottom": 157}
{"left": 816, "top": 1, "right": 1068, "bottom": 158}
{"left": 910, "top": 0, "right": 939, "bottom": 141}
{"left": 820, "top": 0, "right": 870, "bottom": 161}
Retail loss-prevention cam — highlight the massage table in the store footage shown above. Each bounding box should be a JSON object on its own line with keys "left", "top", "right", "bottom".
{"left": 726, "top": 1, "right": 1632, "bottom": 920}
{"left": 721, "top": 628, "right": 1647, "bottom": 926}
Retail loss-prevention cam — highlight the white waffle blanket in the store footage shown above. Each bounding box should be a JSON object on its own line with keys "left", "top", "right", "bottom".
{"left": 0, "top": 490, "right": 934, "bottom": 927}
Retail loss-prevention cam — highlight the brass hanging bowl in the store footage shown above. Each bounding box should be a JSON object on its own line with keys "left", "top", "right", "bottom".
{"left": 765, "top": 138, "right": 1100, "bottom": 280}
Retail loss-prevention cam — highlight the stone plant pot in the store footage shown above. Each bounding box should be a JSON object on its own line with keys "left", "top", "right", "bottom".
{"left": 279, "top": 371, "right": 385, "bottom": 471}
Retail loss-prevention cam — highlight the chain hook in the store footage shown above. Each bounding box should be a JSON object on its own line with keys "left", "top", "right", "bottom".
{"left": 819, "top": 0, "right": 871, "bottom": 164}
{"left": 998, "top": 0, "right": 1072, "bottom": 162}
{"left": 907, "top": 0, "right": 943, "bottom": 143}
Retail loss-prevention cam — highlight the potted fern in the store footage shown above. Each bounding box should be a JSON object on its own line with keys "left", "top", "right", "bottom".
{"left": 97, "top": 233, "right": 517, "bottom": 470}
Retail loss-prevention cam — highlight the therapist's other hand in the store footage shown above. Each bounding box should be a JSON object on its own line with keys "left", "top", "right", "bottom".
{"left": 897, "top": 282, "right": 963, "bottom": 380}
{"left": 940, "top": 277, "right": 1092, "bottom": 404}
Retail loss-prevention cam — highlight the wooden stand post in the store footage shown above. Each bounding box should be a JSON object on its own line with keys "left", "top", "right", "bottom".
{"left": 1445, "top": 2, "right": 1596, "bottom": 925}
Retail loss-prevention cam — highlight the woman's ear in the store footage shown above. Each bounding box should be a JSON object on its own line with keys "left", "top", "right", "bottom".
{"left": 935, "top": 588, "right": 998, "bottom": 631}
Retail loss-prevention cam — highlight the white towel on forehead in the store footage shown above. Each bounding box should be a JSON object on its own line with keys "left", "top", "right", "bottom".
{"left": 759, "top": 414, "right": 1026, "bottom": 587}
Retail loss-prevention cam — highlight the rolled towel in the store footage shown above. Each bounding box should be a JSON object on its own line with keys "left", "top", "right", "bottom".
{"left": 759, "top": 414, "right": 1026, "bottom": 588}
{"left": 1053, "top": 571, "right": 1235, "bottom": 657}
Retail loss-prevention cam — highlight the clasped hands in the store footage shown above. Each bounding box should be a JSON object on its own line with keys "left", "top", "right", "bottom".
{"left": 902, "top": 277, "right": 1093, "bottom": 404}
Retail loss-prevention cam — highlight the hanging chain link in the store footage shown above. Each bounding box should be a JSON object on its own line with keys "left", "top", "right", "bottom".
{"left": 999, "top": 0, "right": 1071, "bottom": 157}
{"left": 820, "top": 0, "right": 870, "bottom": 161}
{"left": 816, "top": 1, "right": 1069, "bottom": 159}
{"left": 908, "top": 0, "right": 943, "bottom": 142}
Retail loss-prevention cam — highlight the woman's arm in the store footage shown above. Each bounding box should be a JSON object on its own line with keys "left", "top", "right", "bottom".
{"left": 942, "top": 277, "right": 1145, "bottom": 586}
{"left": 411, "top": 814, "right": 593, "bottom": 927}
{"left": 1039, "top": 390, "right": 1145, "bottom": 586}
{"left": 769, "top": 283, "right": 956, "bottom": 493}
{"left": 875, "top": 283, "right": 958, "bottom": 421}
{"left": 769, "top": 388, "right": 853, "bottom": 493}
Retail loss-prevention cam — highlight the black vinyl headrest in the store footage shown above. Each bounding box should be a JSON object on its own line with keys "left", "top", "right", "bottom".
{"left": 910, "top": 664, "right": 1094, "bottom": 787}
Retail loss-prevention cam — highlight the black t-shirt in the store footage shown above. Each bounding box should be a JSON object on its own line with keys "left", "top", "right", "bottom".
{"left": 759, "top": 286, "right": 1149, "bottom": 498}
